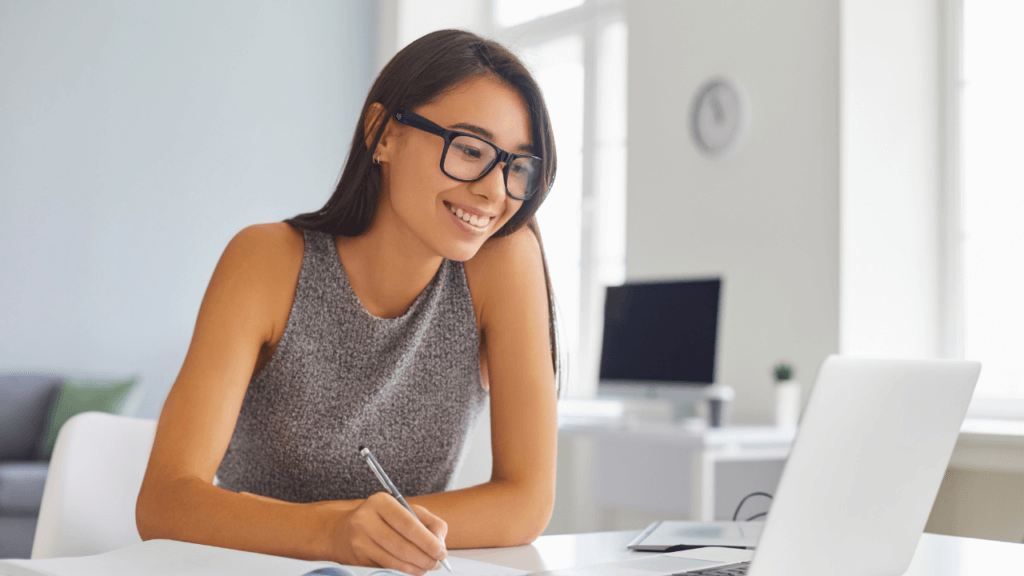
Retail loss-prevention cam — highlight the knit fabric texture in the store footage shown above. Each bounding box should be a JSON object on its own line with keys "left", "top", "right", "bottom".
{"left": 216, "top": 229, "right": 488, "bottom": 503}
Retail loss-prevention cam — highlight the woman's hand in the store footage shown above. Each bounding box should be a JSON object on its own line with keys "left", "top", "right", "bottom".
{"left": 330, "top": 492, "right": 449, "bottom": 575}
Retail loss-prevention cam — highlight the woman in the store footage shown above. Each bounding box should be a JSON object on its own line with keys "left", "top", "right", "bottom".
{"left": 135, "top": 29, "right": 559, "bottom": 574}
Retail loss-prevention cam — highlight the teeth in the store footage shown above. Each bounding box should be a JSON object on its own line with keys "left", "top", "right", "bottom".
{"left": 447, "top": 203, "right": 490, "bottom": 228}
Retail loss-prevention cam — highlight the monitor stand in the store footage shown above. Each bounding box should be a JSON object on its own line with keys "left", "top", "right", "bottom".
{"left": 596, "top": 381, "right": 710, "bottom": 422}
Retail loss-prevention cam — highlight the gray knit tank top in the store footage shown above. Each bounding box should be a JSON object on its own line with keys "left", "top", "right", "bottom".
{"left": 216, "top": 229, "right": 488, "bottom": 503}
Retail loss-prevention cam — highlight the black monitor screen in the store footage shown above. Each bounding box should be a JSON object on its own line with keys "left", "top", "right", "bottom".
{"left": 599, "top": 278, "right": 721, "bottom": 385}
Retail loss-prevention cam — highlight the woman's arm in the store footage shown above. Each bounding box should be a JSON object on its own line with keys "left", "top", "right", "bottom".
{"left": 135, "top": 223, "right": 448, "bottom": 574}
{"left": 408, "top": 225, "right": 559, "bottom": 548}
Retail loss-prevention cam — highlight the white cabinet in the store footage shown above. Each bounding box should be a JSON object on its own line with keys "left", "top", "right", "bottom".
{"left": 550, "top": 419, "right": 794, "bottom": 533}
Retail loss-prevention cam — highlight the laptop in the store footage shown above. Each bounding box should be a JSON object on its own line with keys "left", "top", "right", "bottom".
{"left": 532, "top": 355, "right": 980, "bottom": 576}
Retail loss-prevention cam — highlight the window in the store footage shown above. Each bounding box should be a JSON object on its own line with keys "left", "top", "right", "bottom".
{"left": 390, "top": 0, "right": 627, "bottom": 398}
{"left": 492, "top": 1, "right": 627, "bottom": 398}
{"left": 494, "top": 0, "right": 585, "bottom": 28}
{"left": 949, "top": 0, "right": 1024, "bottom": 411}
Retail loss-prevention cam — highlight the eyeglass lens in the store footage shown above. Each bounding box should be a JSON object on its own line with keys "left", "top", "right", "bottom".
{"left": 445, "top": 134, "right": 541, "bottom": 199}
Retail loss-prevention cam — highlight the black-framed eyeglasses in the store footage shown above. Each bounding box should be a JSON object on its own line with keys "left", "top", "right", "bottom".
{"left": 394, "top": 109, "right": 543, "bottom": 201}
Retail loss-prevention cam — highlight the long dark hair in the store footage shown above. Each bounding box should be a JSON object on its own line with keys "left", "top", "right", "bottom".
{"left": 287, "top": 29, "right": 559, "bottom": 385}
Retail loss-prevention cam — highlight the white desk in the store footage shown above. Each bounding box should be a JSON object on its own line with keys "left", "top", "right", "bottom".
{"left": 557, "top": 422, "right": 794, "bottom": 525}
{"left": 452, "top": 529, "right": 1024, "bottom": 575}
{"left": 951, "top": 418, "right": 1024, "bottom": 474}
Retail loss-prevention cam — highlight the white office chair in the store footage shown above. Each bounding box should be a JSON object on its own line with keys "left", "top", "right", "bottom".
{"left": 31, "top": 411, "right": 157, "bottom": 559}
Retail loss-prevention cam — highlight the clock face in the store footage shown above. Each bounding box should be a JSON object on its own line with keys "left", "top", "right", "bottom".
{"left": 691, "top": 78, "right": 747, "bottom": 157}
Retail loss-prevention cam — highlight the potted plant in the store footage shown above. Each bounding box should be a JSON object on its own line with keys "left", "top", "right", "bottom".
{"left": 772, "top": 362, "right": 801, "bottom": 428}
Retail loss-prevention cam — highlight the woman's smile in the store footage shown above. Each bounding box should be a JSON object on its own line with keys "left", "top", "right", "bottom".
{"left": 443, "top": 200, "right": 495, "bottom": 232}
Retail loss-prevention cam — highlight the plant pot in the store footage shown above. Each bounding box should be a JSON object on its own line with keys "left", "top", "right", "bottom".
{"left": 774, "top": 380, "right": 801, "bottom": 428}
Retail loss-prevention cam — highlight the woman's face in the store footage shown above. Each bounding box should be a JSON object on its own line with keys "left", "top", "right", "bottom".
{"left": 377, "top": 75, "right": 533, "bottom": 262}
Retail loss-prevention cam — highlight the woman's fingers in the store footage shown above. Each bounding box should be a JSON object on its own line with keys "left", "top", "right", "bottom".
{"left": 371, "top": 495, "right": 447, "bottom": 568}
{"left": 366, "top": 518, "right": 440, "bottom": 573}
{"left": 335, "top": 492, "right": 448, "bottom": 572}
{"left": 341, "top": 500, "right": 436, "bottom": 574}
{"left": 411, "top": 504, "right": 449, "bottom": 542}
{"left": 357, "top": 533, "right": 434, "bottom": 576}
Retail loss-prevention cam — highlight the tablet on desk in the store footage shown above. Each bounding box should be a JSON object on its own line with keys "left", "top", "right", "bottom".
{"left": 627, "top": 521, "right": 764, "bottom": 552}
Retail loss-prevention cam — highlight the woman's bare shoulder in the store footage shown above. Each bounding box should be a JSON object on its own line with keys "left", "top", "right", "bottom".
{"left": 217, "top": 222, "right": 304, "bottom": 284}
{"left": 464, "top": 226, "right": 546, "bottom": 324}
{"left": 226, "top": 222, "right": 304, "bottom": 265}
{"left": 474, "top": 225, "right": 542, "bottom": 260}
{"left": 212, "top": 222, "right": 305, "bottom": 338}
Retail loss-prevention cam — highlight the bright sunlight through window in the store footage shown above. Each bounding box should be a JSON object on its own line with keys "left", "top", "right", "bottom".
{"left": 962, "top": 0, "right": 1024, "bottom": 398}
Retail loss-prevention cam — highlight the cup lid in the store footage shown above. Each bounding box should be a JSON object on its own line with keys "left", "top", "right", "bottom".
{"left": 703, "top": 384, "right": 735, "bottom": 401}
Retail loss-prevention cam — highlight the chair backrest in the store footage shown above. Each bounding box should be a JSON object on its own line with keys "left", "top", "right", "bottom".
{"left": 31, "top": 411, "right": 157, "bottom": 559}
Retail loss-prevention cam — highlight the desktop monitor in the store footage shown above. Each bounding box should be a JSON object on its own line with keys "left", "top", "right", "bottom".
{"left": 598, "top": 278, "right": 721, "bottom": 387}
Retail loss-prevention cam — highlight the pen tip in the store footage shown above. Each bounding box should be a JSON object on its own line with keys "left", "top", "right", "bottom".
{"left": 358, "top": 445, "right": 365, "bottom": 451}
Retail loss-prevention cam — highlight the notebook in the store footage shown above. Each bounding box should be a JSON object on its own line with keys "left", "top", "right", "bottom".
{"left": 0, "top": 539, "right": 528, "bottom": 576}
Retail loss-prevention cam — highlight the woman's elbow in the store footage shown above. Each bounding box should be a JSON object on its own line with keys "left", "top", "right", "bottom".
{"left": 135, "top": 475, "right": 182, "bottom": 541}
{"left": 135, "top": 492, "right": 156, "bottom": 541}
{"left": 135, "top": 481, "right": 164, "bottom": 541}
{"left": 501, "top": 485, "right": 554, "bottom": 546}
{"left": 507, "top": 516, "right": 550, "bottom": 547}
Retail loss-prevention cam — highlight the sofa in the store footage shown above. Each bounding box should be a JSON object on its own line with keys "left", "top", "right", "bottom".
{"left": 0, "top": 373, "right": 62, "bottom": 559}
{"left": 0, "top": 372, "right": 138, "bottom": 559}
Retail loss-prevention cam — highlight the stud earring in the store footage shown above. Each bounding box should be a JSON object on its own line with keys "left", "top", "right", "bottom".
{"left": 373, "top": 153, "right": 380, "bottom": 165}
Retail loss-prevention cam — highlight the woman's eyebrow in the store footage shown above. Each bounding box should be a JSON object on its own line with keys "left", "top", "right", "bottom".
{"left": 450, "top": 122, "right": 534, "bottom": 154}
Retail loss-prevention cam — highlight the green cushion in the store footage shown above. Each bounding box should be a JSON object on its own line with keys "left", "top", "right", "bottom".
{"left": 37, "top": 377, "right": 138, "bottom": 459}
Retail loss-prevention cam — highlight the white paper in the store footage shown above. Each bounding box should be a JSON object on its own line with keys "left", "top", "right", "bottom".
{"left": 0, "top": 540, "right": 528, "bottom": 576}
{"left": 432, "top": 557, "right": 528, "bottom": 576}
{"left": 0, "top": 540, "right": 369, "bottom": 576}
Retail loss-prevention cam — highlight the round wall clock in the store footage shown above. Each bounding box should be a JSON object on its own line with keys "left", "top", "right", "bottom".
{"left": 690, "top": 78, "right": 748, "bottom": 158}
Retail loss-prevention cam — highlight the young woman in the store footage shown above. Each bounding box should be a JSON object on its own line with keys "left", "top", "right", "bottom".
{"left": 135, "top": 30, "right": 559, "bottom": 575}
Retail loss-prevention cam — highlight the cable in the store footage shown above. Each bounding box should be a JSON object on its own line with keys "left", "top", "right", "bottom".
{"left": 745, "top": 511, "right": 768, "bottom": 521}
{"left": 732, "top": 491, "right": 773, "bottom": 521}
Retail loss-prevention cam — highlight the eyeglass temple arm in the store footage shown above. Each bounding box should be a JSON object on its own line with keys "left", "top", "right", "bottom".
{"left": 395, "top": 110, "right": 446, "bottom": 137}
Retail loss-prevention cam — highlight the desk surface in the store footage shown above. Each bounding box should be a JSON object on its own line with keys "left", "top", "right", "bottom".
{"left": 451, "top": 530, "right": 1024, "bottom": 575}
{"left": 558, "top": 422, "right": 796, "bottom": 448}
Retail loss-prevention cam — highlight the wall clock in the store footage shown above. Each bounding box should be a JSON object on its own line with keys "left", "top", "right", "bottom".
{"left": 690, "top": 78, "right": 748, "bottom": 158}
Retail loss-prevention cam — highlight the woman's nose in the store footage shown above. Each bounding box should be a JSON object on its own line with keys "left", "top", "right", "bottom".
{"left": 469, "top": 163, "right": 507, "bottom": 203}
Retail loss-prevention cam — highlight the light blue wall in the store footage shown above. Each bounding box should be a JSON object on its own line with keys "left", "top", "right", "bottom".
{"left": 0, "top": 1, "right": 376, "bottom": 418}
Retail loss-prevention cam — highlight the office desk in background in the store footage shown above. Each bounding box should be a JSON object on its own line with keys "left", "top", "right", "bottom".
{"left": 453, "top": 530, "right": 1024, "bottom": 575}
{"left": 555, "top": 419, "right": 795, "bottom": 530}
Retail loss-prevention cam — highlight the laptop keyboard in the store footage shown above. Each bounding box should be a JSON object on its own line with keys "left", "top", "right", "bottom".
{"left": 685, "top": 561, "right": 750, "bottom": 576}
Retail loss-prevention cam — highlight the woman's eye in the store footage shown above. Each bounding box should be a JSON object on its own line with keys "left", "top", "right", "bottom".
{"left": 453, "top": 143, "right": 483, "bottom": 160}
{"left": 511, "top": 163, "right": 536, "bottom": 178}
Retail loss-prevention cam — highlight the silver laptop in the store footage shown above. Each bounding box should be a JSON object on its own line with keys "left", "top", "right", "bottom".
{"left": 533, "top": 355, "right": 980, "bottom": 576}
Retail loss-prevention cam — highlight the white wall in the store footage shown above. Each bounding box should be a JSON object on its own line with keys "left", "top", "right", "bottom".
{"left": 840, "top": 0, "right": 942, "bottom": 359}
{"left": 625, "top": 0, "right": 841, "bottom": 424}
{"left": 0, "top": 1, "right": 375, "bottom": 418}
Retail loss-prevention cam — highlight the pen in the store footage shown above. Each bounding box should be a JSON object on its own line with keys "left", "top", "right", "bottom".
{"left": 358, "top": 446, "right": 453, "bottom": 574}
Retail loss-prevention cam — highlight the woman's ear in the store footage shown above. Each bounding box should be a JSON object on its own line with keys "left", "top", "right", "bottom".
{"left": 364, "top": 102, "right": 389, "bottom": 155}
